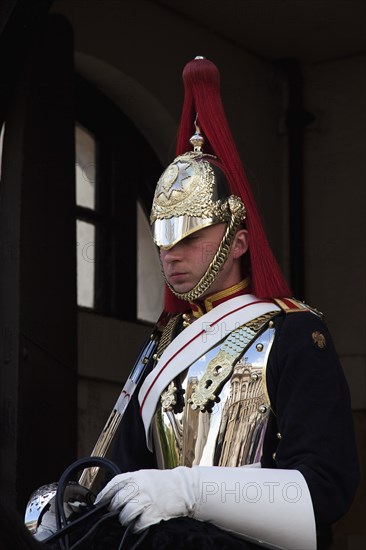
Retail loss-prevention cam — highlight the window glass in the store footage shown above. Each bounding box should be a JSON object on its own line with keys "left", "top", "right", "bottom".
{"left": 77, "top": 220, "right": 95, "bottom": 308}
{"left": 75, "top": 124, "right": 96, "bottom": 210}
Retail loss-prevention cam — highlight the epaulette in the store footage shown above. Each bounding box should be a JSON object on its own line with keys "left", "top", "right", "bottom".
{"left": 274, "top": 297, "right": 323, "bottom": 319}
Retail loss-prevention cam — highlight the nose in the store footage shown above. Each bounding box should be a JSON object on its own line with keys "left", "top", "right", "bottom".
{"left": 160, "top": 243, "right": 182, "bottom": 263}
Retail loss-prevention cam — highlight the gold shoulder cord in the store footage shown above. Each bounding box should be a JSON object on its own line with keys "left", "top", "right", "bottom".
{"left": 154, "top": 314, "right": 182, "bottom": 362}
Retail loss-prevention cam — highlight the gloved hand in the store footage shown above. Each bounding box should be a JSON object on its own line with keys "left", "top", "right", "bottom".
{"left": 95, "top": 466, "right": 317, "bottom": 550}
{"left": 94, "top": 467, "right": 196, "bottom": 532}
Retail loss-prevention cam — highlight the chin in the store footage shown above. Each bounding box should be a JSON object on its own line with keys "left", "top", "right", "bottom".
{"left": 171, "top": 285, "right": 190, "bottom": 294}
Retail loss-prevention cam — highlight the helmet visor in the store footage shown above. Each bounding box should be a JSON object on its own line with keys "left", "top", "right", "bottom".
{"left": 152, "top": 215, "right": 221, "bottom": 249}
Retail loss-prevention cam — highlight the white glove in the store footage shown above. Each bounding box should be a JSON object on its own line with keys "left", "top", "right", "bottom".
{"left": 94, "top": 467, "right": 196, "bottom": 530}
{"left": 95, "top": 466, "right": 316, "bottom": 550}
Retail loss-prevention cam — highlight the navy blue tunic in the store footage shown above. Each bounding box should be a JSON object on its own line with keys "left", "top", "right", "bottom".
{"left": 112, "top": 309, "right": 360, "bottom": 548}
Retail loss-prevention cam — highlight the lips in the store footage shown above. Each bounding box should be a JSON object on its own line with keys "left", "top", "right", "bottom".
{"left": 169, "top": 272, "right": 188, "bottom": 282}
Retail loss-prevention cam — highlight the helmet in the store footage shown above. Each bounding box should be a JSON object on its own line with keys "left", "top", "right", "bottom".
{"left": 151, "top": 152, "right": 241, "bottom": 251}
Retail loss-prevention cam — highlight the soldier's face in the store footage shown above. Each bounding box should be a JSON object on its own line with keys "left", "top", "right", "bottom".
{"left": 159, "top": 223, "right": 225, "bottom": 294}
{"left": 160, "top": 223, "right": 247, "bottom": 297}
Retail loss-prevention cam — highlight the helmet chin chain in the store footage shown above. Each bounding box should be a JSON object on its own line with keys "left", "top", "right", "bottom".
{"left": 163, "top": 197, "right": 245, "bottom": 302}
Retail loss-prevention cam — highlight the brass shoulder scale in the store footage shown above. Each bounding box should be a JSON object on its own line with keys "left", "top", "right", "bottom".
{"left": 187, "top": 312, "right": 278, "bottom": 412}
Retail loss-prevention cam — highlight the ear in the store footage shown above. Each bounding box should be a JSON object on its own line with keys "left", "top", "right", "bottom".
{"left": 232, "top": 229, "right": 249, "bottom": 259}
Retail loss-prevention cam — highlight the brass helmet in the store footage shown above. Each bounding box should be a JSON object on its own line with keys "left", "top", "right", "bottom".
{"left": 150, "top": 125, "right": 246, "bottom": 302}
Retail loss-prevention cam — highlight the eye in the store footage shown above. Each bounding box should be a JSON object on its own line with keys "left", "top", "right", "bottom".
{"left": 185, "top": 234, "right": 199, "bottom": 242}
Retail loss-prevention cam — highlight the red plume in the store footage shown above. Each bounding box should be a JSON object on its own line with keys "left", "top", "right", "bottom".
{"left": 164, "top": 58, "right": 291, "bottom": 313}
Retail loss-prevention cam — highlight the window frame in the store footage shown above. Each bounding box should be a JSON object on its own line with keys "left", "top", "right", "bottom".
{"left": 75, "top": 75, "right": 162, "bottom": 321}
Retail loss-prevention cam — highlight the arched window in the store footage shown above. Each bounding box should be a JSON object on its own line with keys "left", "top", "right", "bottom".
{"left": 75, "top": 76, "right": 163, "bottom": 323}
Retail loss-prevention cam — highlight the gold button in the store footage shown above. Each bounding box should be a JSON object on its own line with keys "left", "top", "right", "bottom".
{"left": 258, "top": 404, "right": 267, "bottom": 414}
{"left": 272, "top": 452, "right": 276, "bottom": 460}
{"left": 312, "top": 331, "right": 326, "bottom": 349}
{"left": 256, "top": 343, "right": 264, "bottom": 352}
{"left": 276, "top": 432, "right": 282, "bottom": 439}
